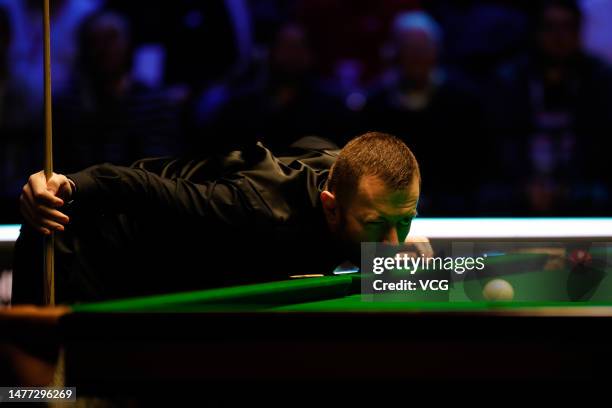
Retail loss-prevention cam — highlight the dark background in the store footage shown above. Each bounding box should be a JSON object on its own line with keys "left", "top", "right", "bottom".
{"left": 1, "top": 0, "right": 611, "bottom": 223}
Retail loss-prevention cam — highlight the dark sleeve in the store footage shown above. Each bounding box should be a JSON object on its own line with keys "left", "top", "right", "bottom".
{"left": 67, "top": 163, "right": 265, "bottom": 225}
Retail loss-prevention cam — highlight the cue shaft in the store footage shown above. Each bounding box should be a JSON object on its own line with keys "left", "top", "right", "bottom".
{"left": 43, "top": 0, "right": 55, "bottom": 306}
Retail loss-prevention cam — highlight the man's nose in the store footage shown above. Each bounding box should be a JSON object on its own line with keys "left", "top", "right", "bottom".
{"left": 382, "top": 227, "right": 399, "bottom": 245}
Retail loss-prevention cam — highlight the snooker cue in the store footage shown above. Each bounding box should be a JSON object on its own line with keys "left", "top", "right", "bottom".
{"left": 43, "top": 0, "right": 55, "bottom": 306}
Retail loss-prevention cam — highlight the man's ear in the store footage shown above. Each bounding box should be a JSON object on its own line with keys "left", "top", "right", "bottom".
{"left": 320, "top": 190, "right": 339, "bottom": 227}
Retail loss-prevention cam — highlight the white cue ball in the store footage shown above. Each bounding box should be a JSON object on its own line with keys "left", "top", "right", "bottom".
{"left": 483, "top": 279, "right": 514, "bottom": 301}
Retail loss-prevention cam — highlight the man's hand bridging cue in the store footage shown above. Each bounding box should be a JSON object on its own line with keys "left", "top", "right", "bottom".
{"left": 20, "top": 171, "right": 74, "bottom": 235}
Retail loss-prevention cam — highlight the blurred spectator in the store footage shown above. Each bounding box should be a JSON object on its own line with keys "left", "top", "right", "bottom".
{"left": 196, "top": 22, "right": 350, "bottom": 152}
{"left": 580, "top": 0, "right": 612, "bottom": 64}
{"left": 427, "top": 0, "right": 528, "bottom": 79}
{"left": 490, "top": 0, "right": 612, "bottom": 214}
{"left": 105, "top": 0, "right": 252, "bottom": 91}
{"left": 249, "top": 0, "right": 298, "bottom": 44}
{"left": 296, "top": 0, "right": 420, "bottom": 86}
{"left": 362, "top": 11, "right": 488, "bottom": 215}
{"left": 0, "top": 0, "right": 102, "bottom": 109}
{"left": 54, "top": 12, "right": 182, "bottom": 173}
{"left": 0, "top": 5, "right": 35, "bottom": 130}
{"left": 0, "top": 6, "right": 39, "bottom": 220}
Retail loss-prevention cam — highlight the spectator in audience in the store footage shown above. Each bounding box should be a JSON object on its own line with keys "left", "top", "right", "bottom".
{"left": 197, "top": 22, "right": 349, "bottom": 152}
{"left": 427, "top": 0, "right": 528, "bottom": 80}
{"left": 54, "top": 11, "right": 182, "bottom": 173}
{"left": 296, "top": 0, "right": 420, "bottom": 85}
{"left": 0, "top": 6, "right": 39, "bottom": 220}
{"left": 105, "top": 0, "right": 252, "bottom": 91}
{"left": 362, "top": 11, "right": 487, "bottom": 215}
{"left": 0, "top": 0, "right": 102, "bottom": 109}
{"left": 490, "top": 0, "right": 612, "bottom": 214}
{"left": 0, "top": 6, "right": 34, "bottom": 132}
{"left": 580, "top": 0, "right": 612, "bottom": 64}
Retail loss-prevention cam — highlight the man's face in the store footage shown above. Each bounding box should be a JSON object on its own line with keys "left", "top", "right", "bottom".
{"left": 86, "top": 21, "right": 130, "bottom": 78}
{"left": 323, "top": 175, "right": 420, "bottom": 261}
{"left": 396, "top": 29, "right": 437, "bottom": 85}
{"left": 271, "top": 24, "right": 313, "bottom": 80}
{"left": 538, "top": 6, "right": 581, "bottom": 62}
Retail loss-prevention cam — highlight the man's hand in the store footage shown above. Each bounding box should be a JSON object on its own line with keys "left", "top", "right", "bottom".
{"left": 19, "top": 171, "right": 74, "bottom": 235}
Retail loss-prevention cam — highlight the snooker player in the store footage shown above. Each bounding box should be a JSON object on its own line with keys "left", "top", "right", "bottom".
{"left": 13, "top": 132, "right": 420, "bottom": 304}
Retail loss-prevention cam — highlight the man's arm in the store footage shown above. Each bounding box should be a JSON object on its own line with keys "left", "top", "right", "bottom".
{"left": 20, "top": 163, "right": 262, "bottom": 234}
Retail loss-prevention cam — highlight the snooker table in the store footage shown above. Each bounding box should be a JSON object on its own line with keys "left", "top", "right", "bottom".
{"left": 3, "top": 246, "right": 612, "bottom": 396}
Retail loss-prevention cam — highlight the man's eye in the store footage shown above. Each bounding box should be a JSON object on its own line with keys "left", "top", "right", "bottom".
{"left": 399, "top": 218, "right": 413, "bottom": 226}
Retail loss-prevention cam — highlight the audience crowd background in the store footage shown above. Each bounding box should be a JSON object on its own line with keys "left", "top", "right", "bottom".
{"left": 1, "top": 0, "right": 611, "bottom": 223}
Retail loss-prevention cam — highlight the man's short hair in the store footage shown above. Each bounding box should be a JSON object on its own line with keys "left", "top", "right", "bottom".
{"left": 538, "top": 0, "right": 583, "bottom": 26}
{"left": 392, "top": 11, "right": 443, "bottom": 48}
{"left": 326, "top": 132, "right": 420, "bottom": 204}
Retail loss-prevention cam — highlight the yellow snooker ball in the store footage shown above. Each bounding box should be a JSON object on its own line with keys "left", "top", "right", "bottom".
{"left": 483, "top": 279, "right": 514, "bottom": 301}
